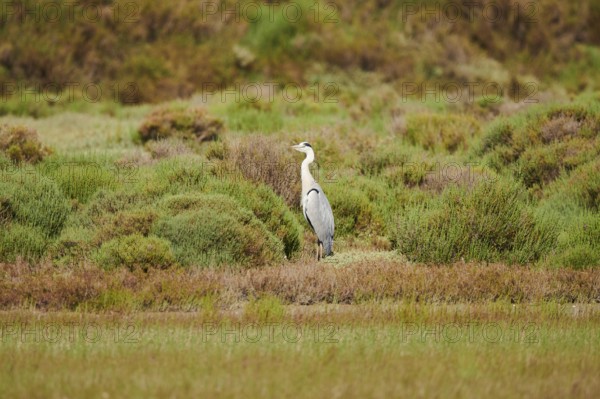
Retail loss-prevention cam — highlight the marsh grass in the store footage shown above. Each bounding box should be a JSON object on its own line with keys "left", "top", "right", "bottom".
{"left": 0, "top": 305, "right": 599, "bottom": 399}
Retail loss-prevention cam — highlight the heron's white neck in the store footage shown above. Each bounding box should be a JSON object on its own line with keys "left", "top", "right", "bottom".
{"left": 301, "top": 149, "right": 316, "bottom": 196}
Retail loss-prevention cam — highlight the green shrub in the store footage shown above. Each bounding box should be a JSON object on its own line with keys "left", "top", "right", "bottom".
{"left": 92, "top": 208, "right": 160, "bottom": 245}
{"left": 393, "top": 179, "right": 557, "bottom": 264}
{"left": 404, "top": 114, "right": 481, "bottom": 153}
{"left": 83, "top": 189, "right": 152, "bottom": 224}
{"left": 207, "top": 180, "right": 303, "bottom": 258}
{"left": 95, "top": 234, "right": 175, "bottom": 271}
{"left": 359, "top": 145, "right": 414, "bottom": 177}
{"left": 138, "top": 106, "right": 224, "bottom": 144}
{"left": 243, "top": 0, "right": 311, "bottom": 61}
{"left": 479, "top": 103, "right": 600, "bottom": 190}
{"left": 0, "top": 173, "right": 70, "bottom": 237}
{"left": 0, "top": 124, "right": 51, "bottom": 164}
{"left": 547, "top": 213, "right": 600, "bottom": 269}
{"left": 0, "top": 96, "right": 54, "bottom": 118}
{"left": 545, "top": 160, "right": 600, "bottom": 211}
{"left": 77, "top": 157, "right": 303, "bottom": 262}
{"left": 553, "top": 245, "right": 600, "bottom": 269}
{"left": 0, "top": 224, "right": 48, "bottom": 262}
{"left": 0, "top": 194, "right": 12, "bottom": 225}
{"left": 49, "top": 226, "right": 95, "bottom": 267}
{"left": 326, "top": 177, "right": 384, "bottom": 237}
{"left": 153, "top": 194, "right": 284, "bottom": 267}
{"left": 40, "top": 156, "right": 119, "bottom": 204}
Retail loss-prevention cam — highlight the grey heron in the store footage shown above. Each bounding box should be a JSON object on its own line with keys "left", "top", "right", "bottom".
{"left": 292, "top": 142, "right": 335, "bottom": 260}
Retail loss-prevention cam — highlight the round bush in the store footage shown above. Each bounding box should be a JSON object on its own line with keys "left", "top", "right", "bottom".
{"left": 95, "top": 234, "right": 176, "bottom": 271}
{"left": 404, "top": 114, "right": 481, "bottom": 153}
{"left": 80, "top": 158, "right": 303, "bottom": 260}
{"left": 154, "top": 193, "right": 285, "bottom": 267}
{"left": 0, "top": 173, "right": 70, "bottom": 237}
{"left": 202, "top": 177, "right": 303, "bottom": 258}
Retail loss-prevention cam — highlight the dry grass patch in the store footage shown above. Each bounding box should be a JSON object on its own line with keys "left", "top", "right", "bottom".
{"left": 226, "top": 135, "right": 300, "bottom": 207}
{"left": 138, "top": 106, "right": 223, "bottom": 144}
{"left": 0, "top": 124, "right": 51, "bottom": 164}
{"left": 1, "top": 260, "right": 598, "bottom": 310}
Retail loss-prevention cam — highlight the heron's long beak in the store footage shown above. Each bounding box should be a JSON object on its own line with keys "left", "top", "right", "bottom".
{"left": 291, "top": 144, "right": 302, "bottom": 150}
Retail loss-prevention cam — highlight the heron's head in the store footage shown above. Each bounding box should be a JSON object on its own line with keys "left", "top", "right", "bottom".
{"left": 291, "top": 142, "right": 312, "bottom": 153}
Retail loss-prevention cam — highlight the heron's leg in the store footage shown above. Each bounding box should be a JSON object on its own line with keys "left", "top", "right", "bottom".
{"left": 316, "top": 243, "right": 320, "bottom": 261}
{"left": 319, "top": 243, "right": 324, "bottom": 260}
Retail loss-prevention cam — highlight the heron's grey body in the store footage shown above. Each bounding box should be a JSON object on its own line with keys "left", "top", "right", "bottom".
{"left": 293, "top": 142, "right": 334, "bottom": 259}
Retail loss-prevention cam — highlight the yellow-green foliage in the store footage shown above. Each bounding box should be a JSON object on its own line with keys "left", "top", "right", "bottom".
{"left": 244, "top": 295, "right": 285, "bottom": 322}
{"left": 326, "top": 176, "right": 387, "bottom": 238}
{"left": 49, "top": 226, "right": 95, "bottom": 267}
{"left": 0, "top": 124, "right": 51, "bottom": 164}
{"left": 48, "top": 155, "right": 303, "bottom": 268}
{"left": 0, "top": 223, "right": 47, "bottom": 262}
{"left": 404, "top": 114, "right": 481, "bottom": 153}
{"left": 0, "top": 173, "right": 70, "bottom": 237}
{"left": 141, "top": 157, "right": 303, "bottom": 257}
{"left": 202, "top": 176, "right": 304, "bottom": 258}
{"left": 393, "top": 178, "right": 557, "bottom": 264}
{"left": 550, "top": 213, "right": 600, "bottom": 269}
{"left": 40, "top": 156, "right": 120, "bottom": 204}
{"left": 95, "top": 234, "right": 176, "bottom": 272}
{"left": 221, "top": 100, "right": 285, "bottom": 133}
{"left": 93, "top": 209, "right": 160, "bottom": 245}
{"left": 545, "top": 160, "right": 600, "bottom": 211}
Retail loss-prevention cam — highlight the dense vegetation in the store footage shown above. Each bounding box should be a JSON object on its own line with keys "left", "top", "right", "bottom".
{"left": 1, "top": 0, "right": 599, "bottom": 271}
{"left": 1, "top": 0, "right": 600, "bottom": 108}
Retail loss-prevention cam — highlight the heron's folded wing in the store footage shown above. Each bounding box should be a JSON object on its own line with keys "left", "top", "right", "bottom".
{"left": 304, "top": 186, "right": 335, "bottom": 242}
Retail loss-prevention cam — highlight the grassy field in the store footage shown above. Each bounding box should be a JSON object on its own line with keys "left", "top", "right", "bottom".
{"left": 1, "top": 305, "right": 599, "bottom": 398}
